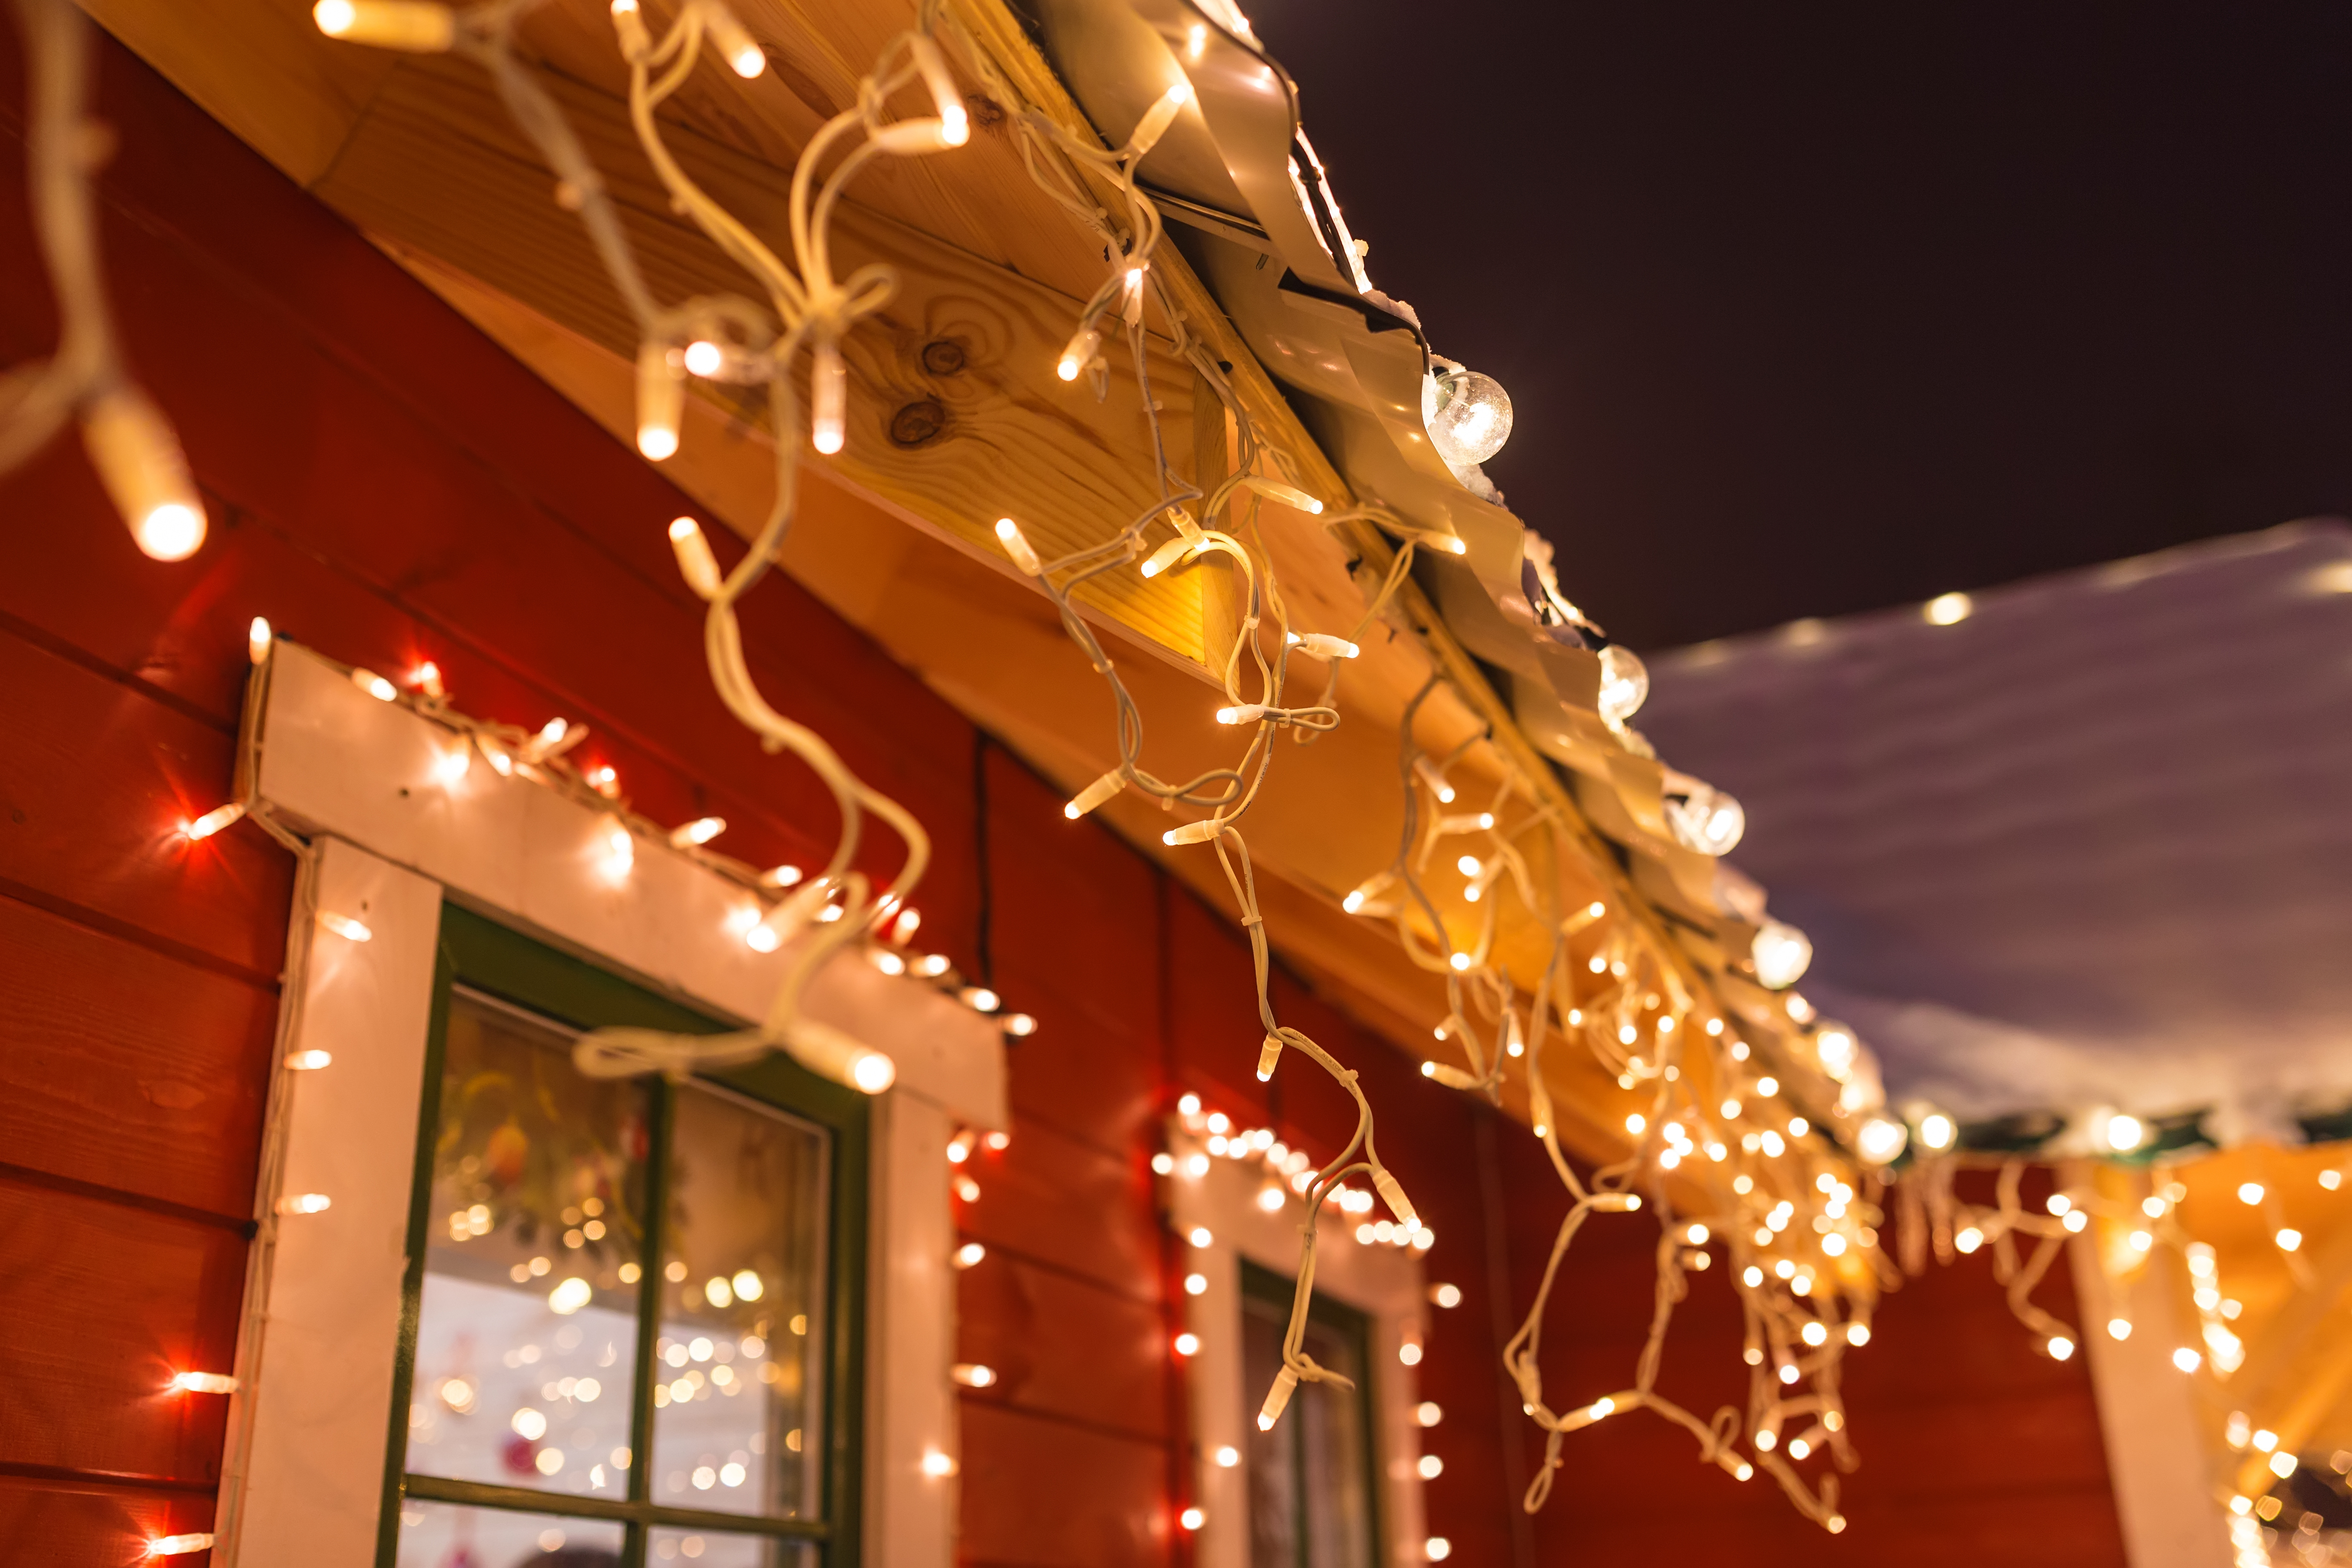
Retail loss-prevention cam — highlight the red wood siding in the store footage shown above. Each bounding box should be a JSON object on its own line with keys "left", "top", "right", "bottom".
{"left": 0, "top": 25, "right": 2125, "bottom": 1568}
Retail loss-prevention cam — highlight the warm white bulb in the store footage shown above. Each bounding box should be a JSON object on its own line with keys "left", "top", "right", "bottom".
{"left": 1421, "top": 368, "right": 1513, "bottom": 468}
{"left": 811, "top": 342, "right": 846, "bottom": 454}
{"left": 1750, "top": 921, "right": 1813, "bottom": 989}
{"left": 1925, "top": 591, "right": 1974, "bottom": 626}
{"left": 2105, "top": 1113, "right": 2145, "bottom": 1152}
{"left": 1595, "top": 644, "right": 1649, "bottom": 726}
{"left": 1918, "top": 1112, "right": 1956, "bottom": 1151}
{"left": 1856, "top": 1117, "right": 1908, "bottom": 1165}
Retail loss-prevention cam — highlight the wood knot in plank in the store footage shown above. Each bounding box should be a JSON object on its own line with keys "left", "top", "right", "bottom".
{"left": 920, "top": 339, "right": 967, "bottom": 376}
{"left": 889, "top": 398, "right": 948, "bottom": 447}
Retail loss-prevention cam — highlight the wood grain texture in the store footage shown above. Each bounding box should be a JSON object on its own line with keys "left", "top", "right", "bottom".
{"left": 0, "top": 895, "right": 274, "bottom": 1220}
{"left": 958, "top": 1400, "right": 1171, "bottom": 1568}
{"left": 0, "top": 626, "right": 291, "bottom": 981}
{"left": 953, "top": 1119, "right": 1160, "bottom": 1301}
{"left": 0, "top": 1473, "right": 218, "bottom": 1567}
{"left": 0, "top": 1179, "right": 248, "bottom": 1485}
{"left": 314, "top": 52, "right": 1212, "bottom": 663}
{"left": 957, "top": 1252, "right": 1174, "bottom": 1443}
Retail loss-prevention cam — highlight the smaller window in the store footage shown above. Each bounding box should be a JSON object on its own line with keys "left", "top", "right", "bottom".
{"left": 1240, "top": 1260, "right": 1381, "bottom": 1568}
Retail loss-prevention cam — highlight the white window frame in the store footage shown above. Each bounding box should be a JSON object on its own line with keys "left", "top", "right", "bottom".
{"left": 1161, "top": 1121, "right": 1434, "bottom": 1568}
{"left": 212, "top": 641, "right": 1005, "bottom": 1568}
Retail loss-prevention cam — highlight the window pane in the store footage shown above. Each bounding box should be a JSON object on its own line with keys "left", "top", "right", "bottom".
{"left": 648, "top": 1526, "right": 815, "bottom": 1567}
{"left": 1241, "top": 1273, "right": 1376, "bottom": 1568}
{"left": 649, "top": 1083, "right": 829, "bottom": 1520}
{"left": 393, "top": 1498, "right": 626, "bottom": 1567}
{"left": 407, "top": 990, "right": 650, "bottom": 1500}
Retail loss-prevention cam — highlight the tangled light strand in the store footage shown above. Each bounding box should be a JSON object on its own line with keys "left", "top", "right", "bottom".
{"left": 1, "top": 0, "right": 208, "bottom": 560}
{"left": 959, "top": 30, "right": 1425, "bottom": 1428}
{"left": 316, "top": 0, "right": 962, "bottom": 1090}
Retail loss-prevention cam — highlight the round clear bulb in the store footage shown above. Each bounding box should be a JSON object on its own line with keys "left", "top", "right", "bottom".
{"left": 1664, "top": 779, "right": 1744, "bottom": 855}
{"left": 1751, "top": 919, "right": 1813, "bottom": 989}
{"left": 1597, "top": 644, "right": 1650, "bottom": 725}
{"left": 1422, "top": 369, "right": 1513, "bottom": 468}
{"left": 1812, "top": 1022, "right": 1858, "bottom": 1079}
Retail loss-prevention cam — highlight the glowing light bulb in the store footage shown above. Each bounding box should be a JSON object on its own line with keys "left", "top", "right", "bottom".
{"left": 921, "top": 1449, "right": 956, "bottom": 1477}
{"left": 994, "top": 517, "right": 1042, "bottom": 575}
{"left": 1421, "top": 368, "right": 1513, "bottom": 468}
{"left": 670, "top": 816, "right": 726, "bottom": 848}
{"left": 169, "top": 1371, "right": 239, "bottom": 1394}
{"left": 683, "top": 340, "right": 725, "bottom": 377}
{"left": 2276, "top": 1228, "right": 2303, "bottom": 1252}
{"left": 548, "top": 1276, "right": 593, "bottom": 1314}
{"left": 182, "top": 802, "right": 246, "bottom": 841}
{"left": 145, "top": 1535, "right": 217, "bottom": 1558}
{"left": 668, "top": 517, "right": 724, "bottom": 599}
{"left": 699, "top": 1, "right": 765, "bottom": 76}
{"left": 635, "top": 341, "right": 682, "bottom": 459}
{"left": 2172, "top": 1347, "right": 2202, "bottom": 1374}
{"left": 247, "top": 617, "right": 273, "bottom": 665}
{"left": 1664, "top": 778, "right": 1745, "bottom": 855}
{"left": 1846, "top": 1323, "right": 1871, "bottom": 1346}
{"left": 1448, "top": 952, "right": 1471, "bottom": 973}
{"left": 811, "top": 341, "right": 846, "bottom": 454}
{"left": 1286, "top": 631, "right": 1358, "bottom": 659}
{"left": 350, "top": 667, "right": 398, "bottom": 702}
{"left": 278, "top": 1192, "right": 331, "bottom": 1215}
{"left": 287, "top": 1049, "right": 332, "bottom": 1070}
{"left": 1139, "top": 533, "right": 1197, "bottom": 579}
{"left": 318, "top": 912, "right": 373, "bottom": 942}
{"left": 1056, "top": 327, "right": 1102, "bottom": 382}
{"left": 851, "top": 1052, "right": 896, "bottom": 1093}
{"left": 1127, "top": 80, "right": 1194, "bottom": 157}
{"left": 1179, "top": 1507, "right": 1205, "bottom": 1531}
{"left": 1596, "top": 644, "right": 1649, "bottom": 726}
{"left": 1750, "top": 920, "right": 1813, "bottom": 989}
{"left": 952, "top": 1363, "right": 995, "bottom": 1387}
{"left": 1065, "top": 768, "right": 1124, "bottom": 820}
{"left": 2237, "top": 1182, "right": 2265, "bottom": 1205}
{"left": 2105, "top": 1113, "right": 2146, "bottom": 1152}
{"left": 311, "top": 0, "right": 455, "bottom": 49}
{"left": 1925, "top": 591, "right": 1974, "bottom": 626}
{"left": 1856, "top": 1117, "right": 1908, "bottom": 1165}
{"left": 1918, "top": 1111, "right": 1956, "bottom": 1151}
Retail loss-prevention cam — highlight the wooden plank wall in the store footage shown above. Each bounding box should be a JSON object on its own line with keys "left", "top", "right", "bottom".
{"left": 0, "top": 27, "right": 2125, "bottom": 1568}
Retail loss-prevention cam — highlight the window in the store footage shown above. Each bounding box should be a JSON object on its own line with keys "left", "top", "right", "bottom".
{"left": 381, "top": 906, "right": 867, "bottom": 1568}
{"left": 1240, "top": 1261, "right": 1380, "bottom": 1568}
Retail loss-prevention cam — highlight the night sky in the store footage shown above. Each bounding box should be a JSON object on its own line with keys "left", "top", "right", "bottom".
{"left": 1240, "top": 1, "right": 2352, "bottom": 649}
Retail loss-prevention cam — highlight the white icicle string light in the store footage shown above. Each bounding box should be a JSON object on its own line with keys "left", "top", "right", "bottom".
{"left": 315, "top": 0, "right": 1888, "bottom": 1529}
{"left": 1335, "top": 683, "right": 1880, "bottom": 1530}
{"left": 313, "top": 0, "right": 992, "bottom": 1087}
{"left": 955, "top": 37, "right": 1432, "bottom": 1426}
{"left": 0, "top": 0, "right": 208, "bottom": 561}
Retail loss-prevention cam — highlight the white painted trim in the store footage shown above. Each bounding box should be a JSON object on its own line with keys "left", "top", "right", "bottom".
{"left": 221, "top": 642, "right": 1003, "bottom": 1566}
{"left": 2068, "top": 1235, "right": 2235, "bottom": 1568}
{"left": 1161, "top": 1125, "right": 1432, "bottom": 1568}
{"left": 236, "top": 839, "right": 443, "bottom": 1565}
{"left": 252, "top": 642, "right": 1005, "bottom": 1128}
{"left": 864, "top": 1093, "right": 959, "bottom": 1568}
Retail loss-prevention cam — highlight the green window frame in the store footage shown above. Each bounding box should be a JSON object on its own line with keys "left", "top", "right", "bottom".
{"left": 377, "top": 903, "right": 867, "bottom": 1567}
{"left": 1239, "top": 1258, "right": 1384, "bottom": 1568}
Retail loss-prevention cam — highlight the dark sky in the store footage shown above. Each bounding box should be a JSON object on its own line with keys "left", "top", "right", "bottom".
{"left": 1241, "top": 1, "right": 2352, "bottom": 649}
